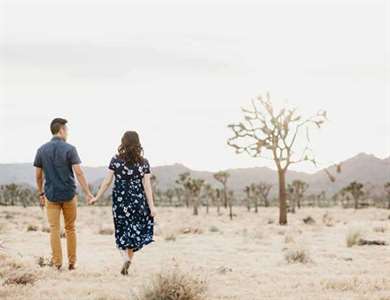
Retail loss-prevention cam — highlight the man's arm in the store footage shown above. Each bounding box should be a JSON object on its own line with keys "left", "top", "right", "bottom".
{"left": 35, "top": 167, "right": 45, "bottom": 207}
{"left": 72, "top": 164, "right": 93, "bottom": 201}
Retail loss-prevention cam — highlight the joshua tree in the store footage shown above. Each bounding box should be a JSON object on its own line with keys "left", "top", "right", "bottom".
{"left": 227, "top": 93, "right": 327, "bottom": 224}
{"left": 384, "top": 182, "right": 390, "bottom": 209}
{"left": 227, "top": 190, "right": 235, "bottom": 220}
{"left": 164, "top": 188, "right": 175, "bottom": 206}
{"left": 249, "top": 183, "right": 261, "bottom": 213}
{"left": 257, "top": 182, "right": 273, "bottom": 207}
{"left": 244, "top": 186, "right": 252, "bottom": 211}
{"left": 213, "top": 171, "right": 230, "bottom": 208}
{"left": 176, "top": 172, "right": 191, "bottom": 208}
{"left": 184, "top": 178, "right": 205, "bottom": 215}
{"left": 203, "top": 183, "right": 218, "bottom": 214}
{"left": 215, "top": 188, "right": 222, "bottom": 214}
{"left": 287, "top": 180, "right": 309, "bottom": 212}
{"left": 342, "top": 181, "right": 364, "bottom": 209}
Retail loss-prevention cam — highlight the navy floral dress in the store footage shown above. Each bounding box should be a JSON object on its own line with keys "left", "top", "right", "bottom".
{"left": 108, "top": 155, "right": 155, "bottom": 252}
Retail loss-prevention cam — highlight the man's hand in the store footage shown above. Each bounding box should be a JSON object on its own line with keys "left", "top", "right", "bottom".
{"left": 86, "top": 193, "right": 96, "bottom": 205}
{"left": 39, "top": 195, "right": 46, "bottom": 208}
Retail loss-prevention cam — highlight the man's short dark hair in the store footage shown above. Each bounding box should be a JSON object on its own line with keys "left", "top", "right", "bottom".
{"left": 50, "top": 118, "right": 68, "bottom": 135}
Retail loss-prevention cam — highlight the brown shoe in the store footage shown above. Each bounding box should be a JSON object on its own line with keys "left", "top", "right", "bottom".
{"left": 68, "top": 264, "right": 76, "bottom": 271}
{"left": 120, "top": 260, "right": 131, "bottom": 275}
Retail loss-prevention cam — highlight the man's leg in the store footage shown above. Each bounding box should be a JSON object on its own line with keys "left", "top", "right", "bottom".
{"left": 46, "top": 199, "right": 63, "bottom": 268}
{"left": 63, "top": 196, "right": 77, "bottom": 267}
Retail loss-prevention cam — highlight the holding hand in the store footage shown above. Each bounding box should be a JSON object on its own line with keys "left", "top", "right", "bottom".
{"left": 86, "top": 193, "right": 97, "bottom": 205}
{"left": 149, "top": 206, "right": 157, "bottom": 217}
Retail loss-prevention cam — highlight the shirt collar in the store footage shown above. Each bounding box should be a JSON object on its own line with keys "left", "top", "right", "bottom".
{"left": 51, "top": 136, "right": 65, "bottom": 142}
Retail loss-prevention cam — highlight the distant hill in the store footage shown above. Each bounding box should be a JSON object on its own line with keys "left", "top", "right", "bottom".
{"left": 0, "top": 152, "right": 389, "bottom": 197}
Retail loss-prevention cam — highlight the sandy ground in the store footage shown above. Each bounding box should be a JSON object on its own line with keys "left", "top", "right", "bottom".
{"left": 0, "top": 206, "right": 390, "bottom": 300}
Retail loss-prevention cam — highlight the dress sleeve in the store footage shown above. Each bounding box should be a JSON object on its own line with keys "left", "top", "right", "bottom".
{"left": 143, "top": 158, "right": 151, "bottom": 174}
{"left": 108, "top": 156, "right": 116, "bottom": 171}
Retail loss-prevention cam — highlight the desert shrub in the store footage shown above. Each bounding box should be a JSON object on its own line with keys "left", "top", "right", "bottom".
{"left": 37, "top": 256, "right": 52, "bottom": 267}
{"left": 302, "top": 216, "right": 315, "bottom": 225}
{"left": 26, "top": 224, "right": 38, "bottom": 232}
{"left": 98, "top": 227, "right": 114, "bottom": 235}
{"left": 164, "top": 233, "right": 177, "bottom": 241}
{"left": 346, "top": 227, "right": 363, "bottom": 247}
{"left": 4, "top": 271, "right": 37, "bottom": 285}
{"left": 180, "top": 227, "right": 203, "bottom": 234}
{"left": 41, "top": 226, "right": 50, "bottom": 233}
{"left": 373, "top": 225, "right": 387, "bottom": 233}
{"left": 322, "top": 212, "right": 335, "bottom": 227}
{"left": 209, "top": 225, "right": 219, "bottom": 232}
{"left": 284, "top": 246, "right": 311, "bottom": 264}
{"left": 136, "top": 268, "right": 207, "bottom": 300}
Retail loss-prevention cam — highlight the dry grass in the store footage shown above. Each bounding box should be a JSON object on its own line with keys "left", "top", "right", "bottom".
{"left": 0, "top": 206, "right": 389, "bottom": 300}
{"left": 346, "top": 227, "right": 363, "bottom": 247}
{"left": 4, "top": 271, "right": 37, "bottom": 286}
{"left": 283, "top": 245, "right": 312, "bottom": 264}
{"left": 136, "top": 267, "right": 207, "bottom": 300}
{"left": 164, "top": 232, "right": 177, "bottom": 241}
{"left": 26, "top": 224, "right": 38, "bottom": 232}
{"left": 98, "top": 227, "right": 114, "bottom": 235}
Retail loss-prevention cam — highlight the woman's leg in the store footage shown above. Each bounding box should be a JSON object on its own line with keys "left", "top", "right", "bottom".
{"left": 127, "top": 248, "right": 134, "bottom": 261}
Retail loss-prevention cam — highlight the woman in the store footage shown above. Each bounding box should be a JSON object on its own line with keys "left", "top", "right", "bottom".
{"left": 93, "top": 131, "right": 157, "bottom": 275}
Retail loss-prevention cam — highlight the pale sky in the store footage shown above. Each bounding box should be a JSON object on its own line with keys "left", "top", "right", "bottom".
{"left": 0, "top": 0, "right": 389, "bottom": 173}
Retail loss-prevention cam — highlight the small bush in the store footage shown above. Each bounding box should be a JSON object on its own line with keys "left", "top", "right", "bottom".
{"left": 322, "top": 212, "right": 335, "bottom": 227}
{"left": 26, "top": 224, "right": 38, "bottom": 232}
{"left": 303, "top": 216, "right": 315, "bottom": 225}
{"left": 164, "top": 233, "right": 177, "bottom": 241}
{"left": 137, "top": 268, "right": 207, "bottom": 300}
{"left": 41, "top": 226, "right": 50, "bottom": 233}
{"left": 4, "top": 271, "right": 37, "bottom": 285}
{"left": 346, "top": 227, "right": 363, "bottom": 247}
{"left": 284, "top": 246, "right": 311, "bottom": 264}
{"left": 209, "top": 225, "right": 219, "bottom": 232}
{"left": 180, "top": 227, "right": 204, "bottom": 234}
{"left": 37, "top": 256, "right": 52, "bottom": 267}
{"left": 98, "top": 227, "right": 114, "bottom": 235}
{"left": 373, "top": 225, "right": 387, "bottom": 233}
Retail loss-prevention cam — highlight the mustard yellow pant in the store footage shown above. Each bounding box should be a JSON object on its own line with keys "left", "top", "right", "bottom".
{"left": 45, "top": 197, "right": 77, "bottom": 267}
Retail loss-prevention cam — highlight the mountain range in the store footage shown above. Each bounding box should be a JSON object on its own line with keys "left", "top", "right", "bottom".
{"left": 0, "top": 153, "right": 389, "bottom": 197}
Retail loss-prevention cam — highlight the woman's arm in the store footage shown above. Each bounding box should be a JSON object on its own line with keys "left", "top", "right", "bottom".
{"left": 142, "top": 174, "right": 156, "bottom": 215}
{"left": 93, "top": 170, "right": 114, "bottom": 203}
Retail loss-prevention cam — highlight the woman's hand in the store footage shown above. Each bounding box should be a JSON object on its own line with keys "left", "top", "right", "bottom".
{"left": 150, "top": 206, "right": 157, "bottom": 217}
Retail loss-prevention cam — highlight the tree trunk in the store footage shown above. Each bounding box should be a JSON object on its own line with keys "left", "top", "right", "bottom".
{"left": 354, "top": 197, "right": 359, "bottom": 210}
{"left": 223, "top": 185, "right": 228, "bottom": 208}
{"left": 193, "top": 197, "right": 198, "bottom": 215}
{"left": 278, "top": 170, "right": 288, "bottom": 225}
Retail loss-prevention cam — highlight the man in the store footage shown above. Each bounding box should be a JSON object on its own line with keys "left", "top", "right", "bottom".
{"left": 34, "top": 118, "right": 94, "bottom": 270}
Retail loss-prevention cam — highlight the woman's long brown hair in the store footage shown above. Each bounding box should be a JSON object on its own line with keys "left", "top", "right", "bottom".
{"left": 117, "top": 131, "right": 145, "bottom": 166}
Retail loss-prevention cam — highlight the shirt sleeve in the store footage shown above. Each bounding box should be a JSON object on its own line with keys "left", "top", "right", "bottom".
{"left": 108, "top": 156, "right": 116, "bottom": 171}
{"left": 143, "top": 158, "right": 151, "bottom": 174}
{"left": 33, "top": 149, "right": 43, "bottom": 168}
{"left": 68, "top": 146, "right": 82, "bottom": 165}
